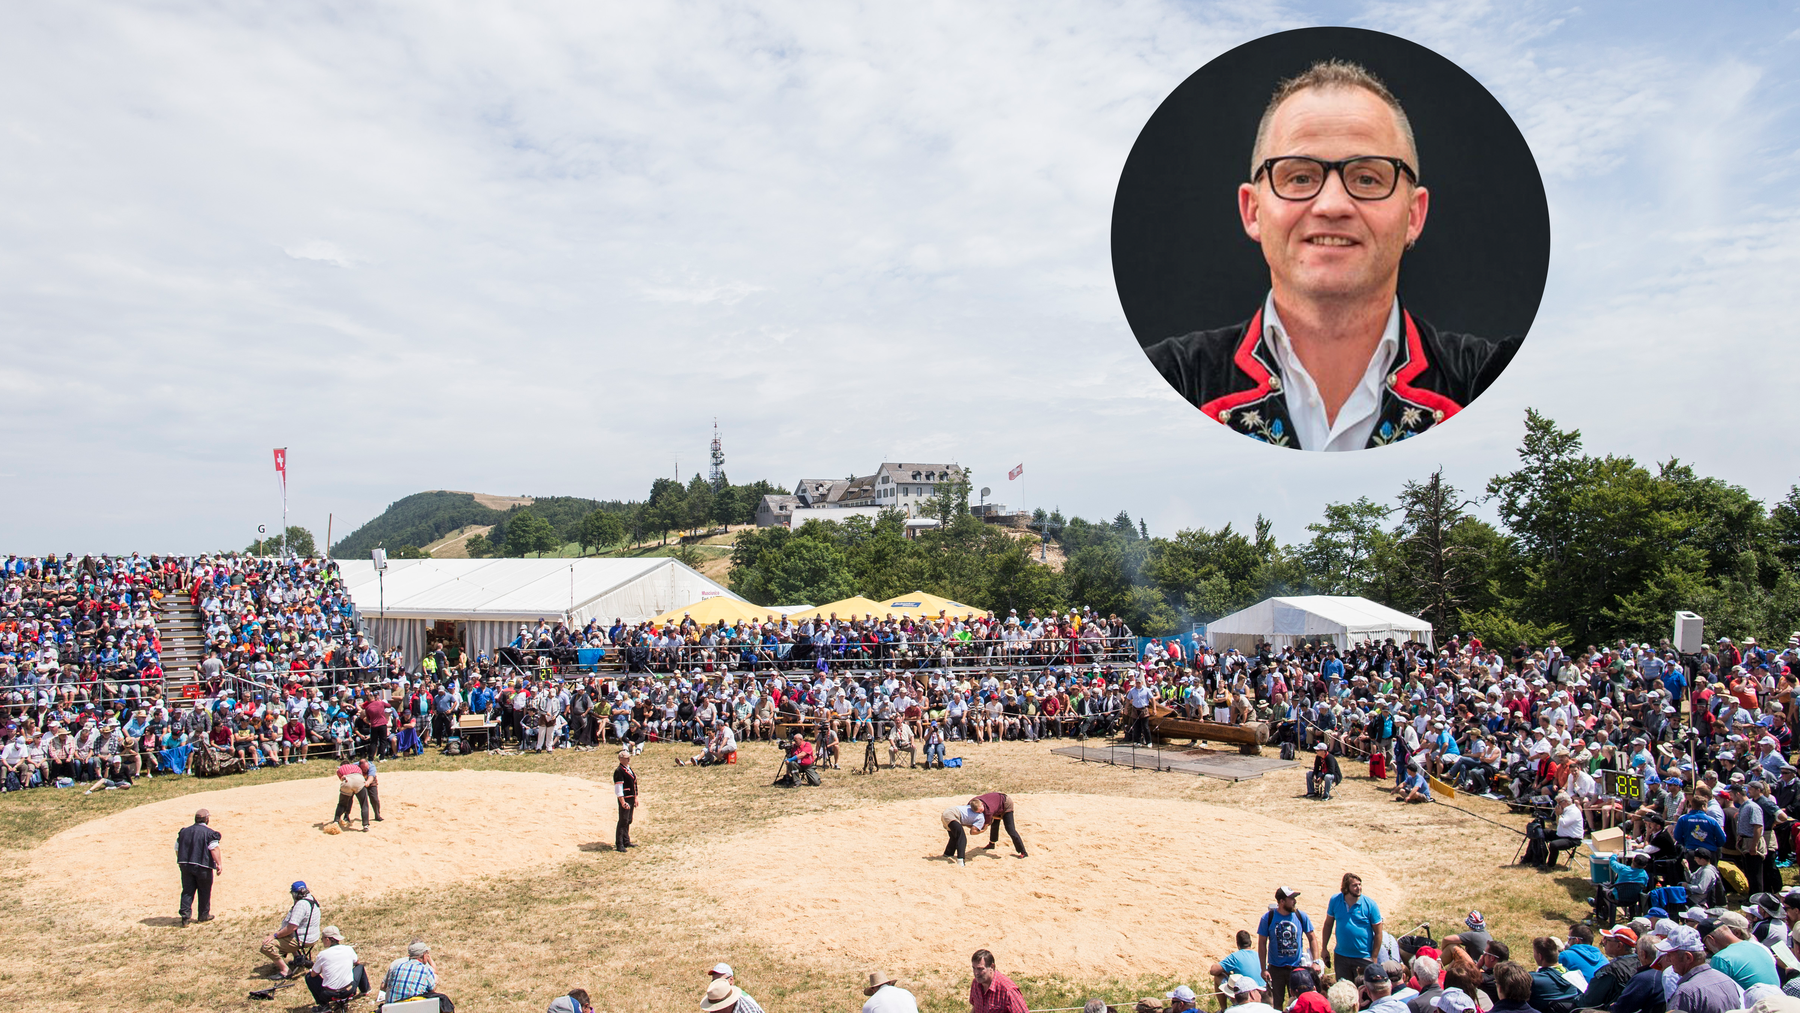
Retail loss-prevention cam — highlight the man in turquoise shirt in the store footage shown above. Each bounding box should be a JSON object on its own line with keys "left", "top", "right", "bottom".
{"left": 1323, "top": 872, "right": 1384, "bottom": 982}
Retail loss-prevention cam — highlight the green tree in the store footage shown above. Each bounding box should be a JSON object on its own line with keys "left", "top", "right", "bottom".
{"left": 1299, "top": 497, "right": 1394, "bottom": 596}
{"left": 644, "top": 478, "right": 687, "bottom": 545}
{"left": 577, "top": 510, "right": 626, "bottom": 555}
{"left": 505, "top": 511, "right": 557, "bottom": 557}
{"left": 921, "top": 469, "right": 973, "bottom": 527}
{"left": 463, "top": 533, "right": 494, "bottom": 558}
{"left": 246, "top": 525, "right": 316, "bottom": 557}
{"left": 685, "top": 474, "right": 715, "bottom": 535}
{"left": 394, "top": 545, "right": 429, "bottom": 559}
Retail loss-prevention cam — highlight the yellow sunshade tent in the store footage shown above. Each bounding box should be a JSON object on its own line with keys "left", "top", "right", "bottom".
{"left": 786, "top": 595, "right": 889, "bottom": 623}
{"left": 884, "top": 590, "right": 988, "bottom": 619}
{"left": 648, "top": 596, "right": 780, "bottom": 628}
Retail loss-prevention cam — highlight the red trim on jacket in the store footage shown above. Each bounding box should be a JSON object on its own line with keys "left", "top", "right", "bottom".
{"left": 1391, "top": 311, "right": 1462, "bottom": 420}
{"left": 1198, "top": 309, "right": 1271, "bottom": 422}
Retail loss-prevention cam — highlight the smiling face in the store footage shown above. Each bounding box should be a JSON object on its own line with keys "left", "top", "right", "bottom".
{"left": 1239, "top": 86, "right": 1428, "bottom": 309}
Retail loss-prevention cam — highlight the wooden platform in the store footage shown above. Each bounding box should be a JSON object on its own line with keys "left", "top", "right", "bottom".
{"left": 1050, "top": 742, "right": 1298, "bottom": 782}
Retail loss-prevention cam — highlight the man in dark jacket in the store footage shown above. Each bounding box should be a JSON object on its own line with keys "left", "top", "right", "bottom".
{"left": 1308, "top": 742, "right": 1342, "bottom": 800}
{"left": 1576, "top": 927, "right": 1641, "bottom": 1010}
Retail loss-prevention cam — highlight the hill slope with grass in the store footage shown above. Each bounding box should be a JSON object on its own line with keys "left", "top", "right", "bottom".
{"left": 332, "top": 490, "right": 637, "bottom": 559}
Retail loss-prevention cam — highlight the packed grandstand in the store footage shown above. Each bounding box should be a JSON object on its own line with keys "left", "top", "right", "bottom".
{"left": 3, "top": 549, "right": 1795, "bottom": 845}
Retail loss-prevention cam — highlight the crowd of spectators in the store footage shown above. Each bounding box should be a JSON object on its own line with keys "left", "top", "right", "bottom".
{"left": 0, "top": 552, "right": 386, "bottom": 790}
{"left": 505, "top": 606, "right": 1139, "bottom": 674}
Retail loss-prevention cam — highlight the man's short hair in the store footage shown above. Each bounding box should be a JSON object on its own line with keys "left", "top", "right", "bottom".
{"left": 1236, "top": 929, "right": 1254, "bottom": 949}
{"left": 568, "top": 988, "right": 590, "bottom": 1005}
{"left": 972, "top": 949, "right": 997, "bottom": 969}
{"left": 1568, "top": 924, "right": 1594, "bottom": 943}
{"left": 1487, "top": 940, "right": 1510, "bottom": 963}
{"left": 1493, "top": 962, "right": 1533, "bottom": 1003}
{"left": 1250, "top": 59, "right": 1419, "bottom": 179}
{"left": 1326, "top": 981, "right": 1360, "bottom": 1013}
{"left": 1084, "top": 1001, "right": 1110, "bottom": 1013}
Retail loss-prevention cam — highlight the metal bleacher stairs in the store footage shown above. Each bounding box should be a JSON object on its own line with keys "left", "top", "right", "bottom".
{"left": 156, "top": 587, "right": 206, "bottom": 706}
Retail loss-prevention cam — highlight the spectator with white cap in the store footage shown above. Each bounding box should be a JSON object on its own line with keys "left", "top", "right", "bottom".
{"left": 862, "top": 971, "right": 918, "bottom": 1013}
{"left": 1221, "top": 974, "right": 1278, "bottom": 1013}
{"left": 1654, "top": 925, "right": 1743, "bottom": 1013}
{"left": 305, "top": 925, "right": 371, "bottom": 1008}
{"left": 1431, "top": 987, "right": 1478, "bottom": 1013}
{"left": 380, "top": 938, "right": 452, "bottom": 1009}
{"left": 546, "top": 988, "right": 594, "bottom": 1013}
{"left": 1163, "top": 985, "right": 1197, "bottom": 1013}
{"left": 705, "top": 964, "right": 764, "bottom": 1013}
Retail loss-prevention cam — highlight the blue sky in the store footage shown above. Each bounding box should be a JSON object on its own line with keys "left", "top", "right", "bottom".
{"left": 2, "top": 1, "right": 1798, "bottom": 552}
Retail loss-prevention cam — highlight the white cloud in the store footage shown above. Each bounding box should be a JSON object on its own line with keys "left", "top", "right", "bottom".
{"left": 283, "top": 240, "right": 360, "bottom": 267}
{"left": 639, "top": 279, "right": 765, "bottom": 306}
{"left": 0, "top": 1, "right": 1796, "bottom": 552}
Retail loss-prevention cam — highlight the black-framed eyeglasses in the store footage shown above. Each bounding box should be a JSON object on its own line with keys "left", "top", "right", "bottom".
{"left": 1253, "top": 156, "right": 1418, "bottom": 201}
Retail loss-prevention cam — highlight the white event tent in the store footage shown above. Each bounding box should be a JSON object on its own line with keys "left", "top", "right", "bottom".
{"left": 338, "top": 557, "right": 740, "bottom": 666}
{"left": 1203, "top": 595, "right": 1433, "bottom": 653}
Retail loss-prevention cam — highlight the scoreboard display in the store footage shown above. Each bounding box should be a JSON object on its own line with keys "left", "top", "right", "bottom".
{"left": 1604, "top": 770, "right": 1642, "bottom": 800}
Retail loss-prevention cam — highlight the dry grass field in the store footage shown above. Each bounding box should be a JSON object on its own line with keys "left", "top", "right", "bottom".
{"left": 0, "top": 738, "right": 1694, "bottom": 1013}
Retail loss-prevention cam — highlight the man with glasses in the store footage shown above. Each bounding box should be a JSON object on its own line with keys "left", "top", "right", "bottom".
{"left": 1145, "top": 59, "right": 1519, "bottom": 451}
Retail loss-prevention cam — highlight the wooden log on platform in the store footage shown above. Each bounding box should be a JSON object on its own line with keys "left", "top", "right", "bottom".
{"left": 1146, "top": 705, "right": 1268, "bottom": 755}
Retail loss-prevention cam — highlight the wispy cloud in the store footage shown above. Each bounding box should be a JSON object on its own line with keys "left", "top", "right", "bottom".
{"left": 283, "top": 240, "right": 360, "bottom": 268}
{"left": 0, "top": 1, "right": 1796, "bottom": 550}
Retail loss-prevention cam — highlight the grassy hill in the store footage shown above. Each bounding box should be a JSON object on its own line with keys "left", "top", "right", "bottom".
{"left": 331, "top": 491, "right": 634, "bottom": 559}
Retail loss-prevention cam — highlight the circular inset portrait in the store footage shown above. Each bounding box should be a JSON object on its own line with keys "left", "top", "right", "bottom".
{"left": 1114, "top": 27, "right": 1549, "bottom": 451}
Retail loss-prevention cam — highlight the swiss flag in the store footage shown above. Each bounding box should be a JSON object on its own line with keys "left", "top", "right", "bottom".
{"left": 273, "top": 448, "right": 287, "bottom": 491}
{"left": 1008, "top": 463, "right": 1023, "bottom": 481}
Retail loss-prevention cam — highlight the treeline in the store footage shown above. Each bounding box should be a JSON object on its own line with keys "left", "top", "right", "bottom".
{"left": 463, "top": 476, "right": 786, "bottom": 557}
{"left": 729, "top": 410, "right": 1800, "bottom": 647}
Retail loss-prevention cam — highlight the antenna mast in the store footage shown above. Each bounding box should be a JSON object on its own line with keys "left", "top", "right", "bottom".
{"left": 709, "top": 418, "right": 726, "bottom": 490}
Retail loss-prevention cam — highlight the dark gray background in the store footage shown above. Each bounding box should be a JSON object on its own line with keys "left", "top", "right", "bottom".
{"left": 1113, "top": 26, "right": 1550, "bottom": 347}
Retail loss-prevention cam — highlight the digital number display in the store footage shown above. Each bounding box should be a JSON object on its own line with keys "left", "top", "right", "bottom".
{"left": 1604, "top": 770, "right": 1642, "bottom": 799}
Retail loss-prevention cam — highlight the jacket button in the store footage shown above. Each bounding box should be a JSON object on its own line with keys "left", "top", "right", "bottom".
{"left": 1218, "top": 410, "right": 1232, "bottom": 423}
{"left": 1433, "top": 409, "right": 1445, "bottom": 423}
{"left": 1387, "top": 372, "right": 1400, "bottom": 388}
{"left": 1267, "top": 376, "right": 1282, "bottom": 392}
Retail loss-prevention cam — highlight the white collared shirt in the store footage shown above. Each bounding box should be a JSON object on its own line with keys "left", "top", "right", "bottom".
{"left": 1262, "top": 293, "right": 1401, "bottom": 452}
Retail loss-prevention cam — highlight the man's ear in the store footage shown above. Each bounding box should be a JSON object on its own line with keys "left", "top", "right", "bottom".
{"left": 1407, "top": 186, "right": 1430, "bottom": 246}
{"left": 1239, "top": 182, "right": 1263, "bottom": 243}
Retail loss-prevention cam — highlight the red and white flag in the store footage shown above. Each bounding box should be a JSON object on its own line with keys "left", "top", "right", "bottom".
{"left": 273, "top": 448, "right": 288, "bottom": 493}
{"left": 1008, "top": 463, "right": 1024, "bottom": 481}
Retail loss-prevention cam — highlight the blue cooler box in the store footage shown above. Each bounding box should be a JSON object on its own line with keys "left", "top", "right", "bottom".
{"left": 1590, "top": 855, "right": 1614, "bottom": 885}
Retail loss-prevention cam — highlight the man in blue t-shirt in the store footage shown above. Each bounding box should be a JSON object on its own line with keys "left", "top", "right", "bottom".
{"left": 1210, "top": 930, "right": 1267, "bottom": 999}
{"left": 1323, "top": 873, "right": 1384, "bottom": 982}
{"left": 1258, "top": 886, "right": 1319, "bottom": 1009}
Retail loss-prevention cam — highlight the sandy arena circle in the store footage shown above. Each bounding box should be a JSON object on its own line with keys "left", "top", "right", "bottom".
{"left": 680, "top": 793, "right": 1402, "bottom": 975}
{"left": 26, "top": 770, "right": 623, "bottom": 926}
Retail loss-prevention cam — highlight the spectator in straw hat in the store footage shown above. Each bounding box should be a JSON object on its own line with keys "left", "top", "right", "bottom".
{"left": 703, "top": 978, "right": 748, "bottom": 1013}
{"left": 863, "top": 971, "right": 918, "bottom": 1013}
{"left": 705, "top": 964, "right": 764, "bottom": 1013}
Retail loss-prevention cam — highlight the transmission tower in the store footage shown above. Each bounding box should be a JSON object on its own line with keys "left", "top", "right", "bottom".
{"left": 709, "top": 419, "right": 726, "bottom": 489}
